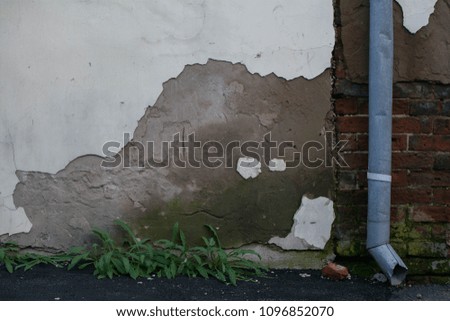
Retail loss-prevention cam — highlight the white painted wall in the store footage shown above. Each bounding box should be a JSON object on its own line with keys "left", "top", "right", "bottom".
{"left": 0, "top": 0, "right": 335, "bottom": 235}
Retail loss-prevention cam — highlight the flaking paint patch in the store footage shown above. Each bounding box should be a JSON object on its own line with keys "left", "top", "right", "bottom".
{"left": 269, "top": 158, "right": 287, "bottom": 172}
{"left": 236, "top": 157, "right": 261, "bottom": 180}
{"left": 396, "top": 0, "right": 438, "bottom": 33}
{"left": 0, "top": 0, "right": 335, "bottom": 236}
{"left": 269, "top": 196, "right": 335, "bottom": 250}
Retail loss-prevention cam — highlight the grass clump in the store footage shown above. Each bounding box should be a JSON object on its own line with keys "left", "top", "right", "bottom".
{"left": 0, "top": 242, "right": 20, "bottom": 273}
{"left": 0, "top": 242, "right": 71, "bottom": 272}
{"left": 0, "top": 221, "right": 266, "bottom": 285}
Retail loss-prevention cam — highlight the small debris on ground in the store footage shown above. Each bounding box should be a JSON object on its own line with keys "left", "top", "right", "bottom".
{"left": 321, "top": 262, "right": 349, "bottom": 280}
{"left": 371, "top": 273, "right": 388, "bottom": 283}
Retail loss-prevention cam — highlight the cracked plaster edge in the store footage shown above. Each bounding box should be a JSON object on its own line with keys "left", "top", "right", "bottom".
{"left": 12, "top": 59, "right": 332, "bottom": 178}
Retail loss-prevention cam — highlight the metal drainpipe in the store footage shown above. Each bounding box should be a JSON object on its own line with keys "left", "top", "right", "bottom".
{"left": 367, "top": 0, "right": 408, "bottom": 286}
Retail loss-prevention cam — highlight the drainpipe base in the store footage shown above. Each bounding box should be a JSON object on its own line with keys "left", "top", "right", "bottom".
{"left": 368, "top": 244, "right": 408, "bottom": 286}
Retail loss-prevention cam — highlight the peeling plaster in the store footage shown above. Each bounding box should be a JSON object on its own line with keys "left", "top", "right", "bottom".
{"left": 12, "top": 61, "right": 334, "bottom": 250}
{"left": 236, "top": 157, "right": 262, "bottom": 180}
{"left": 269, "top": 196, "right": 335, "bottom": 250}
{"left": 0, "top": 0, "right": 334, "bottom": 235}
{"left": 396, "top": 0, "right": 438, "bottom": 33}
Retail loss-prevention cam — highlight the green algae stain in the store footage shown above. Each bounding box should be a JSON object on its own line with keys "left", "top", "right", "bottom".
{"left": 131, "top": 169, "right": 333, "bottom": 249}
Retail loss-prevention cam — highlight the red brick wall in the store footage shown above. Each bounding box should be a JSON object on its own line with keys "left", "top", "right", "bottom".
{"left": 333, "top": 2, "right": 449, "bottom": 278}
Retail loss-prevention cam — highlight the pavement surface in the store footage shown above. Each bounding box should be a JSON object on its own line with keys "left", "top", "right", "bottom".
{"left": 0, "top": 265, "right": 448, "bottom": 301}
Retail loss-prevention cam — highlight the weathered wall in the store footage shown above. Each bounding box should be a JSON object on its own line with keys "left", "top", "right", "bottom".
{"left": 334, "top": 0, "right": 450, "bottom": 279}
{"left": 2, "top": 0, "right": 448, "bottom": 275}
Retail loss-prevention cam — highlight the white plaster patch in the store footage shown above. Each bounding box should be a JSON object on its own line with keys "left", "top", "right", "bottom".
{"left": 269, "top": 158, "right": 287, "bottom": 172}
{"left": 236, "top": 157, "right": 261, "bottom": 180}
{"left": 269, "top": 195, "right": 335, "bottom": 250}
{"left": 0, "top": 0, "right": 334, "bottom": 235}
{"left": 395, "top": 0, "right": 437, "bottom": 33}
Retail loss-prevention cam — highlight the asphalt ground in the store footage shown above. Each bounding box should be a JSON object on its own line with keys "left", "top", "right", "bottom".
{"left": 1, "top": 265, "right": 449, "bottom": 301}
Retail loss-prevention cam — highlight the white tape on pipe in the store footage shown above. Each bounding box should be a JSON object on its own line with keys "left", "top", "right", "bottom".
{"left": 367, "top": 172, "right": 392, "bottom": 182}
